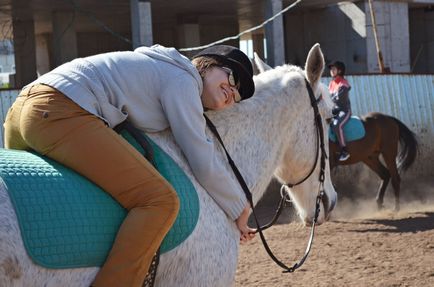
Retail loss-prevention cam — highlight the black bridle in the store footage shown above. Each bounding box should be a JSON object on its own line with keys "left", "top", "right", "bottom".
{"left": 204, "top": 78, "right": 328, "bottom": 273}
{"left": 285, "top": 78, "right": 329, "bottom": 221}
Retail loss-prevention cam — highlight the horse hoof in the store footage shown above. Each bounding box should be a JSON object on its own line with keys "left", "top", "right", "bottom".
{"left": 376, "top": 204, "right": 384, "bottom": 210}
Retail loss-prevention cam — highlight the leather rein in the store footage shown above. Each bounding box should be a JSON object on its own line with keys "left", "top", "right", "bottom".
{"left": 204, "top": 78, "right": 328, "bottom": 273}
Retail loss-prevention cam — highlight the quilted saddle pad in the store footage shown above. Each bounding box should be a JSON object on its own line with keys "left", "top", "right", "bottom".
{"left": 0, "top": 131, "right": 199, "bottom": 269}
{"left": 329, "top": 116, "right": 366, "bottom": 143}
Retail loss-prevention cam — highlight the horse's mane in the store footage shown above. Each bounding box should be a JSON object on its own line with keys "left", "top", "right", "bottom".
{"left": 275, "top": 64, "right": 304, "bottom": 74}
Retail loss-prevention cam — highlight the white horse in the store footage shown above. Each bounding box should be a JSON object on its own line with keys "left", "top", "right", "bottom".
{"left": 0, "top": 43, "right": 337, "bottom": 287}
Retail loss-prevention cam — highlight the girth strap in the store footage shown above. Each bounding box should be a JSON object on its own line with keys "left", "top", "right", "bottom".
{"left": 114, "top": 121, "right": 156, "bottom": 166}
{"left": 114, "top": 120, "right": 159, "bottom": 287}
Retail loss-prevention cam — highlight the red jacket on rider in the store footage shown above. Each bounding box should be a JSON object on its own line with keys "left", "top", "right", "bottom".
{"left": 328, "top": 76, "right": 351, "bottom": 113}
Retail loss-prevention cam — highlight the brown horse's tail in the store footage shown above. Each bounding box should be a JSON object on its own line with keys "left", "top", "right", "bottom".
{"left": 392, "top": 117, "right": 419, "bottom": 171}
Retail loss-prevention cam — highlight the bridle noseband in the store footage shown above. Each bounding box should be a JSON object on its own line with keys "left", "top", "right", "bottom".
{"left": 204, "top": 78, "right": 328, "bottom": 273}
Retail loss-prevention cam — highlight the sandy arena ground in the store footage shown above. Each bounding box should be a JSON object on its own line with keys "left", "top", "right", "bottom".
{"left": 236, "top": 186, "right": 434, "bottom": 287}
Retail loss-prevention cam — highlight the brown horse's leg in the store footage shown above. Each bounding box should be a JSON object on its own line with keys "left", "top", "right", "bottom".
{"left": 382, "top": 152, "right": 401, "bottom": 212}
{"left": 362, "top": 156, "right": 390, "bottom": 210}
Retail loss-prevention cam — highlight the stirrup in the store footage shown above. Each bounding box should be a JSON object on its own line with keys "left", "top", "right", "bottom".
{"left": 339, "top": 152, "right": 350, "bottom": 161}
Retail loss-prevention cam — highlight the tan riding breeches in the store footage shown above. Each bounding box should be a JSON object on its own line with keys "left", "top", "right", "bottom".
{"left": 3, "top": 84, "right": 180, "bottom": 287}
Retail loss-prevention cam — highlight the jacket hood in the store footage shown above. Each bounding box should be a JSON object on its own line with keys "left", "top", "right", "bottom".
{"left": 135, "top": 45, "right": 203, "bottom": 95}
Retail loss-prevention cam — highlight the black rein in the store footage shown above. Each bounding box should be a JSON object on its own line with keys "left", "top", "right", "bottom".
{"left": 204, "top": 78, "right": 328, "bottom": 273}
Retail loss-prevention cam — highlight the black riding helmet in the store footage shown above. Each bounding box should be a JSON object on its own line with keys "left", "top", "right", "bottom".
{"left": 193, "top": 45, "right": 255, "bottom": 100}
{"left": 328, "top": 61, "right": 346, "bottom": 76}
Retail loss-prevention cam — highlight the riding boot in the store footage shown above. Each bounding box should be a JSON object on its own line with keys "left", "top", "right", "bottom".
{"left": 339, "top": 147, "right": 350, "bottom": 161}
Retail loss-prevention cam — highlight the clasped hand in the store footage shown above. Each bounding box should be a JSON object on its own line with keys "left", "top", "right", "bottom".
{"left": 235, "top": 203, "right": 256, "bottom": 244}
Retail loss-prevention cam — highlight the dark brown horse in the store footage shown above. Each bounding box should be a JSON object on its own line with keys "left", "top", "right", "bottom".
{"left": 329, "top": 112, "right": 418, "bottom": 211}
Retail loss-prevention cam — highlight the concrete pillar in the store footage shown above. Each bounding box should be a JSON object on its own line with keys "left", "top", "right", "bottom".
{"left": 252, "top": 32, "right": 265, "bottom": 60}
{"left": 409, "top": 8, "right": 434, "bottom": 73}
{"left": 337, "top": 2, "right": 367, "bottom": 74}
{"left": 283, "top": 12, "right": 305, "bottom": 67}
{"left": 52, "top": 10, "right": 77, "bottom": 68}
{"left": 177, "top": 24, "right": 200, "bottom": 48}
{"left": 130, "top": 0, "right": 153, "bottom": 48}
{"left": 198, "top": 15, "right": 239, "bottom": 47}
{"left": 36, "top": 34, "right": 51, "bottom": 76}
{"left": 365, "top": 0, "right": 410, "bottom": 72}
{"left": 11, "top": 0, "right": 37, "bottom": 87}
{"left": 264, "top": 0, "right": 285, "bottom": 67}
{"left": 177, "top": 23, "right": 200, "bottom": 58}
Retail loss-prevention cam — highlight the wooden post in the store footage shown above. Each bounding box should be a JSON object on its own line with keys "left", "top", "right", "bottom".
{"left": 368, "top": 0, "right": 386, "bottom": 73}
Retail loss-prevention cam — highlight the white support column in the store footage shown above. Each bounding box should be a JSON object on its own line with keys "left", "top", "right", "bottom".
{"left": 36, "top": 34, "right": 50, "bottom": 76}
{"left": 365, "top": 0, "right": 410, "bottom": 72}
{"left": 252, "top": 32, "right": 265, "bottom": 60}
{"left": 389, "top": 2, "right": 410, "bottom": 72}
{"left": 264, "top": 0, "right": 285, "bottom": 67}
{"left": 52, "top": 10, "right": 77, "bottom": 68}
{"left": 177, "top": 23, "right": 200, "bottom": 58}
{"left": 177, "top": 24, "right": 200, "bottom": 48}
{"left": 130, "top": 0, "right": 153, "bottom": 48}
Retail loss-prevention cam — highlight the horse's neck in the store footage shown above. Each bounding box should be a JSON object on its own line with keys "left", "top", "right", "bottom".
{"left": 207, "top": 69, "right": 315, "bottom": 204}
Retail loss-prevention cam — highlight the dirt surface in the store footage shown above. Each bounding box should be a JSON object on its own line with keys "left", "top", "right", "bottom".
{"left": 236, "top": 197, "right": 434, "bottom": 287}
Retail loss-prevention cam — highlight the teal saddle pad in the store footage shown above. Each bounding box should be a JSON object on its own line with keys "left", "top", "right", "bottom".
{"left": 0, "top": 131, "right": 199, "bottom": 269}
{"left": 329, "top": 116, "right": 366, "bottom": 143}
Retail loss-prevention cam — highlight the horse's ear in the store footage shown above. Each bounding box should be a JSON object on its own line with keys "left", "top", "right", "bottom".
{"left": 253, "top": 52, "right": 272, "bottom": 74}
{"left": 304, "top": 43, "right": 325, "bottom": 86}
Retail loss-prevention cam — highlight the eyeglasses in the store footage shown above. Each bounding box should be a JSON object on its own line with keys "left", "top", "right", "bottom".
{"left": 217, "top": 66, "right": 242, "bottom": 103}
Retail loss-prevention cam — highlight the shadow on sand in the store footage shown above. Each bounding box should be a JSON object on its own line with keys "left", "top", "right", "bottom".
{"left": 348, "top": 212, "right": 434, "bottom": 233}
